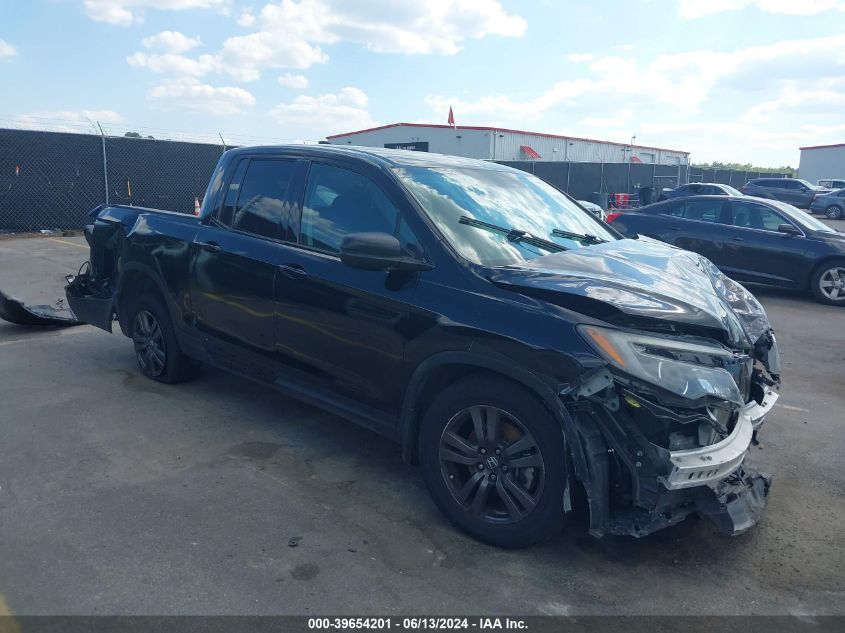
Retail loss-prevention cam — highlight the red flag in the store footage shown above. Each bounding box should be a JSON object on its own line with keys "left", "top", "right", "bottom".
{"left": 448, "top": 106, "right": 455, "bottom": 128}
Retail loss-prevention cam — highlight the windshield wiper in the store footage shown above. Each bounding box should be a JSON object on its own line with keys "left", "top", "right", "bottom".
{"left": 459, "top": 216, "right": 567, "bottom": 253}
{"left": 551, "top": 228, "right": 607, "bottom": 244}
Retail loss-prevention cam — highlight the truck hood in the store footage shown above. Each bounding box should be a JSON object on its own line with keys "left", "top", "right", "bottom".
{"left": 488, "top": 237, "right": 770, "bottom": 347}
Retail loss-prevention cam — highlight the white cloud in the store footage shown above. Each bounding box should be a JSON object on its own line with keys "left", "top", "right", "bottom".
{"left": 141, "top": 30, "right": 201, "bottom": 53}
{"left": 127, "top": 51, "right": 218, "bottom": 75}
{"left": 566, "top": 53, "right": 594, "bottom": 62}
{"left": 11, "top": 110, "right": 123, "bottom": 133}
{"left": 269, "top": 86, "right": 375, "bottom": 136}
{"left": 278, "top": 73, "right": 309, "bottom": 89}
{"left": 743, "top": 85, "right": 845, "bottom": 122}
{"left": 677, "top": 0, "right": 845, "bottom": 19}
{"left": 579, "top": 109, "right": 634, "bottom": 129}
{"left": 146, "top": 77, "right": 256, "bottom": 114}
{"left": 428, "top": 33, "right": 845, "bottom": 120}
{"left": 426, "top": 33, "right": 845, "bottom": 165}
{"left": 82, "top": 0, "right": 228, "bottom": 26}
{"left": 217, "top": 30, "right": 329, "bottom": 81}
{"left": 127, "top": 0, "right": 526, "bottom": 82}
{"left": 0, "top": 39, "right": 16, "bottom": 58}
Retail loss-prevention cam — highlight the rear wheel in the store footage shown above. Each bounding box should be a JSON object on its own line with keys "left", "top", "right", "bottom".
{"left": 129, "top": 294, "right": 196, "bottom": 382}
{"left": 419, "top": 376, "right": 567, "bottom": 548}
{"left": 825, "top": 205, "right": 843, "bottom": 220}
{"left": 811, "top": 259, "right": 845, "bottom": 306}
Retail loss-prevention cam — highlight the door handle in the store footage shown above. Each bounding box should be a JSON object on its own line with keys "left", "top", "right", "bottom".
{"left": 732, "top": 236, "right": 744, "bottom": 242}
{"left": 670, "top": 226, "right": 682, "bottom": 231}
{"left": 197, "top": 241, "right": 222, "bottom": 253}
{"left": 279, "top": 264, "right": 307, "bottom": 279}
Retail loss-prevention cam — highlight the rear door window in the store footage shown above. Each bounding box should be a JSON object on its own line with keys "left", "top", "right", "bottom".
{"left": 216, "top": 159, "right": 248, "bottom": 226}
{"left": 231, "top": 159, "right": 300, "bottom": 240}
{"left": 656, "top": 201, "right": 684, "bottom": 216}
{"left": 681, "top": 199, "right": 724, "bottom": 223}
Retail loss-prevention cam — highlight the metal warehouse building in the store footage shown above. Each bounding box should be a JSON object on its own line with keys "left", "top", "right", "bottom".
{"left": 326, "top": 123, "right": 689, "bottom": 165}
{"left": 799, "top": 143, "right": 845, "bottom": 185}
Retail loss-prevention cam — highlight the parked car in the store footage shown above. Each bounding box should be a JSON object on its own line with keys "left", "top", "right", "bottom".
{"left": 739, "top": 178, "right": 819, "bottom": 208}
{"left": 576, "top": 199, "right": 606, "bottom": 221}
{"left": 66, "top": 146, "right": 780, "bottom": 547}
{"left": 810, "top": 189, "right": 845, "bottom": 220}
{"left": 818, "top": 179, "right": 845, "bottom": 190}
{"left": 659, "top": 182, "right": 742, "bottom": 201}
{"left": 608, "top": 195, "right": 845, "bottom": 304}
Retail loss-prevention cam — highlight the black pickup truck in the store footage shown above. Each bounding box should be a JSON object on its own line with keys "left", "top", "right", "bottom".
{"left": 65, "top": 145, "right": 781, "bottom": 547}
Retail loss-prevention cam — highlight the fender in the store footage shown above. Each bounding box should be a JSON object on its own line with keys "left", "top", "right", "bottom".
{"left": 397, "top": 349, "right": 590, "bottom": 488}
{"left": 114, "top": 260, "right": 186, "bottom": 336}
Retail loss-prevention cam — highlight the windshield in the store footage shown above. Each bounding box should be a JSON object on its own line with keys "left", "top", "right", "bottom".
{"left": 770, "top": 200, "right": 835, "bottom": 232}
{"left": 722, "top": 185, "right": 743, "bottom": 196}
{"left": 394, "top": 166, "right": 617, "bottom": 266}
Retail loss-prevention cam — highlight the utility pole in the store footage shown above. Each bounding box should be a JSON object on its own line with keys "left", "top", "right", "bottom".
{"left": 97, "top": 121, "right": 109, "bottom": 205}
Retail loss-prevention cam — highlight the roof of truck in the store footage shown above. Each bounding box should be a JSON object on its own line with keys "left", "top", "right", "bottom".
{"left": 225, "top": 144, "right": 515, "bottom": 171}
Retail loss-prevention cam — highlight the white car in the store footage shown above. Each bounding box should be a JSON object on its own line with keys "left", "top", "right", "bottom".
{"left": 577, "top": 200, "right": 607, "bottom": 221}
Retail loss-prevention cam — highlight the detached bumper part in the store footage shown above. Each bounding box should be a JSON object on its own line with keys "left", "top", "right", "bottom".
{"left": 0, "top": 288, "right": 81, "bottom": 327}
{"left": 659, "top": 388, "right": 778, "bottom": 490}
{"left": 693, "top": 467, "right": 772, "bottom": 535}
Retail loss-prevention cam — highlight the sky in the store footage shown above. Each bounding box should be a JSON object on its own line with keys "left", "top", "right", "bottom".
{"left": 1, "top": 0, "right": 844, "bottom": 167}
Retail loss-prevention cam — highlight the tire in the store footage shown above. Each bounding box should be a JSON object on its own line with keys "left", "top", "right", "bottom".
{"left": 419, "top": 375, "right": 567, "bottom": 548}
{"left": 810, "top": 258, "right": 845, "bottom": 306}
{"left": 128, "top": 293, "right": 196, "bottom": 383}
{"left": 825, "top": 205, "right": 843, "bottom": 220}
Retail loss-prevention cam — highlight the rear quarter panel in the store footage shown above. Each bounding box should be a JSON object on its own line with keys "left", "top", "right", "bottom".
{"left": 115, "top": 210, "right": 201, "bottom": 328}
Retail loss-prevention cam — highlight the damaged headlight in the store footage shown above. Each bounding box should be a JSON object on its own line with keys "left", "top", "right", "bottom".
{"left": 700, "top": 256, "right": 771, "bottom": 345}
{"left": 578, "top": 325, "right": 744, "bottom": 407}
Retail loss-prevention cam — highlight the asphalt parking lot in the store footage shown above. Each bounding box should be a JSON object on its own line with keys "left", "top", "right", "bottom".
{"left": 0, "top": 228, "right": 843, "bottom": 616}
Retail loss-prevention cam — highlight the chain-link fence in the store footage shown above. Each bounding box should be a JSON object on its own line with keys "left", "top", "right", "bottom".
{"left": 0, "top": 128, "right": 225, "bottom": 233}
{"left": 0, "top": 127, "right": 792, "bottom": 233}
{"left": 498, "top": 161, "right": 791, "bottom": 202}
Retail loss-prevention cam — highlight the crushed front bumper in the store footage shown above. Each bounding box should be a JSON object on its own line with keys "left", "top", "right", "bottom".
{"left": 567, "top": 381, "right": 778, "bottom": 539}
{"left": 659, "top": 387, "right": 778, "bottom": 490}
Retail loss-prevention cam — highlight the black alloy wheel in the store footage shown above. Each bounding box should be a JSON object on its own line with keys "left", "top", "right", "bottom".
{"left": 132, "top": 309, "right": 167, "bottom": 378}
{"left": 439, "top": 405, "right": 545, "bottom": 524}
{"left": 419, "top": 376, "right": 568, "bottom": 548}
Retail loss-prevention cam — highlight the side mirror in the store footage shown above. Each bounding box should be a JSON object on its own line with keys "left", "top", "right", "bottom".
{"left": 777, "top": 223, "right": 801, "bottom": 236}
{"left": 339, "top": 232, "right": 432, "bottom": 272}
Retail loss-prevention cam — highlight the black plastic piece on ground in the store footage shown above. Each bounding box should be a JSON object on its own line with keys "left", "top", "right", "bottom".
{"left": 0, "top": 288, "right": 81, "bottom": 327}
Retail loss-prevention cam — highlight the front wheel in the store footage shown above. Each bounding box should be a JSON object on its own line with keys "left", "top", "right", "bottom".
{"left": 825, "top": 205, "right": 843, "bottom": 220}
{"left": 419, "top": 376, "right": 568, "bottom": 548}
{"left": 811, "top": 259, "right": 845, "bottom": 306}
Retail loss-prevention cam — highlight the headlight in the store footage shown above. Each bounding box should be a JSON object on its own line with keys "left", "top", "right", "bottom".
{"left": 700, "top": 256, "right": 770, "bottom": 344}
{"left": 578, "top": 325, "right": 743, "bottom": 407}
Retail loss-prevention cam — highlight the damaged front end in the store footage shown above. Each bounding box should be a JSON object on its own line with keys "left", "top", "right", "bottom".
{"left": 563, "top": 265, "right": 780, "bottom": 538}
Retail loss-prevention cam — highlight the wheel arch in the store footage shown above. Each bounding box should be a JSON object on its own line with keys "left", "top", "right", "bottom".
{"left": 398, "top": 352, "right": 589, "bottom": 484}
{"left": 115, "top": 263, "right": 174, "bottom": 336}
{"left": 806, "top": 255, "right": 845, "bottom": 291}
